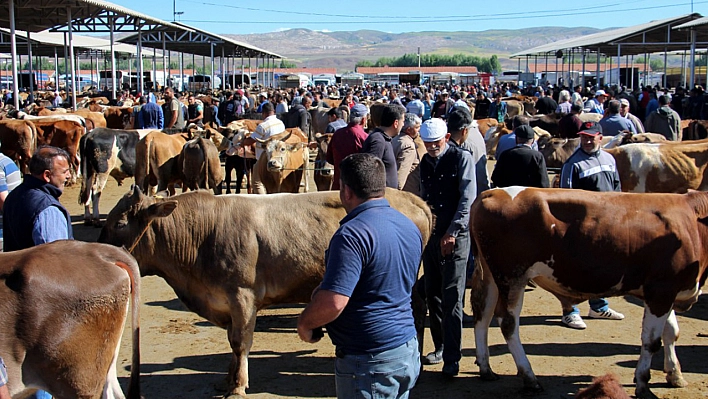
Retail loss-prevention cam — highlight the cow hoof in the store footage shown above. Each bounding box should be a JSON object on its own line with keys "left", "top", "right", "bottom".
{"left": 521, "top": 382, "right": 543, "bottom": 394}
{"left": 666, "top": 372, "right": 688, "bottom": 388}
{"left": 479, "top": 370, "right": 500, "bottom": 381}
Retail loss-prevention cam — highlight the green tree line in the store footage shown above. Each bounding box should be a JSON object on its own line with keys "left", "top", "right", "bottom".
{"left": 356, "top": 53, "right": 501, "bottom": 73}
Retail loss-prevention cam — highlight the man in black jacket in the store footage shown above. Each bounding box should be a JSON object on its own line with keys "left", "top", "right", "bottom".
{"left": 286, "top": 95, "right": 313, "bottom": 140}
{"left": 361, "top": 103, "right": 403, "bottom": 188}
{"left": 491, "top": 125, "right": 549, "bottom": 188}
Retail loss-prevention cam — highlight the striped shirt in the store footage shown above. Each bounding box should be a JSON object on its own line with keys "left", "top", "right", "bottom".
{"left": 252, "top": 115, "right": 286, "bottom": 161}
{"left": 0, "top": 153, "right": 21, "bottom": 245}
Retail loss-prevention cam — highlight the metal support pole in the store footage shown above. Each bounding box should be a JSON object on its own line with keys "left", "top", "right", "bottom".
{"left": 54, "top": 47, "right": 59, "bottom": 91}
{"left": 221, "top": 47, "right": 225, "bottom": 91}
{"left": 110, "top": 14, "right": 116, "bottom": 98}
{"left": 664, "top": 48, "right": 668, "bottom": 88}
{"left": 248, "top": 56, "right": 251, "bottom": 88}
{"left": 137, "top": 30, "right": 143, "bottom": 93}
{"left": 179, "top": 52, "right": 184, "bottom": 92}
{"left": 241, "top": 53, "right": 244, "bottom": 87}
{"left": 690, "top": 28, "right": 696, "bottom": 87}
{"left": 631, "top": 55, "right": 635, "bottom": 89}
{"left": 596, "top": 47, "right": 601, "bottom": 88}
{"left": 616, "top": 45, "right": 621, "bottom": 87}
{"left": 9, "top": 0, "right": 19, "bottom": 109}
{"left": 68, "top": 8, "right": 77, "bottom": 110}
{"left": 27, "top": 32, "right": 34, "bottom": 100}
{"left": 63, "top": 32, "right": 69, "bottom": 92}
{"left": 162, "top": 32, "right": 167, "bottom": 91}
{"left": 581, "top": 50, "right": 586, "bottom": 89}
{"left": 210, "top": 43, "right": 215, "bottom": 90}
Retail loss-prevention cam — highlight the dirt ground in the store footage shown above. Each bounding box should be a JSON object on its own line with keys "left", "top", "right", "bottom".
{"left": 59, "top": 165, "right": 708, "bottom": 399}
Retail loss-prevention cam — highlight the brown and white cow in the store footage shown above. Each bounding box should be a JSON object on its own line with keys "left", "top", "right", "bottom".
{"left": 470, "top": 187, "right": 707, "bottom": 399}
{"left": 0, "top": 119, "right": 36, "bottom": 173}
{"left": 31, "top": 118, "right": 86, "bottom": 184}
{"left": 178, "top": 135, "right": 224, "bottom": 194}
{"left": 252, "top": 128, "right": 310, "bottom": 193}
{"left": 98, "top": 187, "right": 432, "bottom": 398}
{"left": 134, "top": 131, "right": 190, "bottom": 195}
{"left": 0, "top": 240, "right": 140, "bottom": 399}
{"left": 604, "top": 139, "right": 708, "bottom": 193}
{"left": 72, "top": 108, "right": 108, "bottom": 131}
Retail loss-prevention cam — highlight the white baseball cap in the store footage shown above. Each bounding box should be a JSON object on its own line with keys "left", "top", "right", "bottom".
{"left": 420, "top": 118, "right": 448, "bottom": 142}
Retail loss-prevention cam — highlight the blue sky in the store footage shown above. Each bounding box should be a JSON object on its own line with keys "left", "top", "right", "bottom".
{"left": 114, "top": 0, "right": 707, "bottom": 34}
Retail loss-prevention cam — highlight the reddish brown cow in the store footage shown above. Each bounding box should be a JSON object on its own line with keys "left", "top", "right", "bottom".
{"left": 103, "top": 106, "right": 133, "bottom": 129}
{"left": 471, "top": 187, "right": 708, "bottom": 399}
{"left": 313, "top": 133, "right": 334, "bottom": 191}
{"left": 32, "top": 119, "right": 85, "bottom": 184}
{"left": 0, "top": 119, "right": 36, "bottom": 173}
{"left": 0, "top": 240, "right": 140, "bottom": 399}
{"left": 135, "top": 131, "right": 189, "bottom": 195}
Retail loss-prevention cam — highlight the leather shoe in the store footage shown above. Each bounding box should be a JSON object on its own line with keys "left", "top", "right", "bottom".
{"left": 421, "top": 349, "right": 443, "bottom": 365}
{"left": 442, "top": 361, "right": 459, "bottom": 377}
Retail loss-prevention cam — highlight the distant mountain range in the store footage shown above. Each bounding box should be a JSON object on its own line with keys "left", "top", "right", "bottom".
{"left": 224, "top": 27, "right": 604, "bottom": 71}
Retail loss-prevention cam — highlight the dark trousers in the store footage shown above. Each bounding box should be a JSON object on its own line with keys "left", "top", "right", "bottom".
{"left": 422, "top": 231, "right": 470, "bottom": 364}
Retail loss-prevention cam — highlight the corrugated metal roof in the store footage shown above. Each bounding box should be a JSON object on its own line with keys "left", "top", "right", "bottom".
{"left": 0, "top": 28, "right": 140, "bottom": 56}
{"left": 356, "top": 66, "right": 479, "bottom": 74}
{"left": 674, "top": 16, "right": 708, "bottom": 29}
{"left": 0, "top": 0, "right": 187, "bottom": 33}
{"left": 511, "top": 13, "right": 705, "bottom": 58}
{"left": 119, "top": 22, "right": 282, "bottom": 60}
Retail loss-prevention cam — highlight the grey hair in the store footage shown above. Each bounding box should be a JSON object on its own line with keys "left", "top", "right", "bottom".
{"left": 350, "top": 115, "right": 365, "bottom": 124}
{"left": 403, "top": 113, "right": 422, "bottom": 131}
{"left": 559, "top": 90, "right": 571, "bottom": 102}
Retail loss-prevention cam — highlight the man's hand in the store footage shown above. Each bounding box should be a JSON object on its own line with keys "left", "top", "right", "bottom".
{"left": 440, "top": 233, "right": 456, "bottom": 256}
{"left": 297, "top": 321, "right": 322, "bottom": 343}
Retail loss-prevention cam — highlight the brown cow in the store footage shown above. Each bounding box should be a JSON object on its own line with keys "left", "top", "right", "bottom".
{"left": 134, "top": 131, "right": 189, "bottom": 195}
{"left": 179, "top": 135, "right": 224, "bottom": 194}
{"left": 227, "top": 119, "right": 260, "bottom": 133}
{"left": 252, "top": 128, "right": 310, "bottom": 193}
{"left": 684, "top": 120, "right": 708, "bottom": 141}
{"left": 72, "top": 108, "right": 108, "bottom": 131}
{"left": 218, "top": 128, "right": 256, "bottom": 194}
{"left": 32, "top": 119, "right": 85, "bottom": 184}
{"left": 0, "top": 119, "right": 36, "bottom": 173}
{"left": 0, "top": 240, "right": 140, "bottom": 399}
{"left": 103, "top": 106, "right": 133, "bottom": 129}
{"left": 471, "top": 187, "right": 707, "bottom": 399}
{"left": 98, "top": 187, "right": 432, "bottom": 398}
{"left": 313, "top": 133, "right": 334, "bottom": 191}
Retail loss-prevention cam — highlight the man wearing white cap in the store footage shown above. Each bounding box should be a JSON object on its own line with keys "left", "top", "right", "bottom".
{"left": 585, "top": 90, "right": 608, "bottom": 115}
{"left": 418, "top": 118, "right": 476, "bottom": 378}
{"left": 619, "top": 98, "right": 645, "bottom": 133}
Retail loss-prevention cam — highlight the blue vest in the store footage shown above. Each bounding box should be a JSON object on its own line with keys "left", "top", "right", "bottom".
{"left": 421, "top": 145, "right": 463, "bottom": 237}
{"left": 2, "top": 175, "right": 73, "bottom": 252}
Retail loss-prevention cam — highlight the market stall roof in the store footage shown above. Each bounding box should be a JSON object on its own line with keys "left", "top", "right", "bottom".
{"left": 674, "top": 16, "right": 708, "bottom": 29}
{"left": 0, "top": 28, "right": 139, "bottom": 57}
{"left": 0, "top": 0, "right": 185, "bottom": 33}
{"left": 510, "top": 13, "right": 707, "bottom": 58}
{"left": 118, "top": 22, "right": 282, "bottom": 60}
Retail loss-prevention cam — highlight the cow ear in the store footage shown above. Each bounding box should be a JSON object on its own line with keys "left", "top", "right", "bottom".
{"left": 147, "top": 200, "right": 178, "bottom": 219}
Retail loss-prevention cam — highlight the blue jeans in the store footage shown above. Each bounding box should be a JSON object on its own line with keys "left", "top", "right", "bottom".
{"left": 30, "top": 391, "right": 52, "bottom": 399}
{"left": 334, "top": 337, "right": 420, "bottom": 399}
{"left": 567, "top": 298, "right": 609, "bottom": 315}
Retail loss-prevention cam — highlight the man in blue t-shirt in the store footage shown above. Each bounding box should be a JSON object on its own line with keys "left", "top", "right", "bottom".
{"left": 298, "top": 153, "right": 422, "bottom": 399}
{"left": 0, "top": 148, "right": 22, "bottom": 251}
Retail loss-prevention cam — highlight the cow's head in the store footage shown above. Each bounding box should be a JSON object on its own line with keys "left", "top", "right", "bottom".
{"left": 98, "top": 186, "right": 178, "bottom": 258}
{"left": 263, "top": 139, "right": 302, "bottom": 172}
{"left": 314, "top": 133, "right": 334, "bottom": 176}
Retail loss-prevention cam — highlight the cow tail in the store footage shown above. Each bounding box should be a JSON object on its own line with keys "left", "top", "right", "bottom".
{"left": 114, "top": 257, "right": 141, "bottom": 399}
{"left": 78, "top": 134, "right": 90, "bottom": 205}
{"left": 26, "top": 121, "right": 37, "bottom": 174}
{"left": 143, "top": 136, "right": 153, "bottom": 193}
{"left": 200, "top": 138, "right": 210, "bottom": 190}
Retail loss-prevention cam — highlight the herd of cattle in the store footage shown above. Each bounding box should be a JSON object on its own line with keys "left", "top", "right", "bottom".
{"left": 0, "top": 91, "right": 707, "bottom": 399}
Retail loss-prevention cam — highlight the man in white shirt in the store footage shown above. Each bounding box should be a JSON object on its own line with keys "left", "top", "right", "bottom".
{"left": 243, "top": 102, "right": 285, "bottom": 194}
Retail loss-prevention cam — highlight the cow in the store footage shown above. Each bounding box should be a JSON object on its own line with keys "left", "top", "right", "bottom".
{"left": 684, "top": 120, "right": 708, "bottom": 141}
{"left": 79, "top": 128, "right": 154, "bottom": 226}
{"left": 227, "top": 119, "right": 260, "bottom": 133}
{"left": 103, "top": 107, "right": 133, "bottom": 129}
{"left": 0, "top": 240, "right": 140, "bottom": 399}
{"left": 134, "top": 131, "right": 190, "bottom": 196}
{"left": 539, "top": 133, "right": 667, "bottom": 169}
{"left": 252, "top": 128, "right": 310, "bottom": 193}
{"left": 218, "top": 128, "right": 256, "bottom": 194}
{"left": 98, "top": 186, "right": 432, "bottom": 398}
{"left": 470, "top": 187, "right": 708, "bottom": 399}
{"left": 528, "top": 114, "right": 560, "bottom": 136}
{"left": 368, "top": 102, "right": 385, "bottom": 129}
{"left": 72, "top": 108, "right": 108, "bottom": 131}
{"left": 313, "top": 133, "right": 334, "bottom": 191}
{"left": 179, "top": 135, "right": 224, "bottom": 194}
{"left": 605, "top": 140, "right": 708, "bottom": 193}
{"left": 0, "top": 119, "right": 36, "bottom": 173}
{"left": 31, "top": 118, "right": 86, "bottom": 185}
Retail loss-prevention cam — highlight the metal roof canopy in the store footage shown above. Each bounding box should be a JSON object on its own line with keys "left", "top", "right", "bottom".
{"left": 118, "top": 21, "right": 282, "bottom": 59}
{"left": 0, "top": 28, "right": 138, "bottom": 57}
{"left": 0, "top": 0, "right": 184, "bottom": 33}
{"left": 0, "top": 0, "right": 193, "bottom": 109}
{"left": 511, "top": 14, "right": 707, "bottom": 58}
